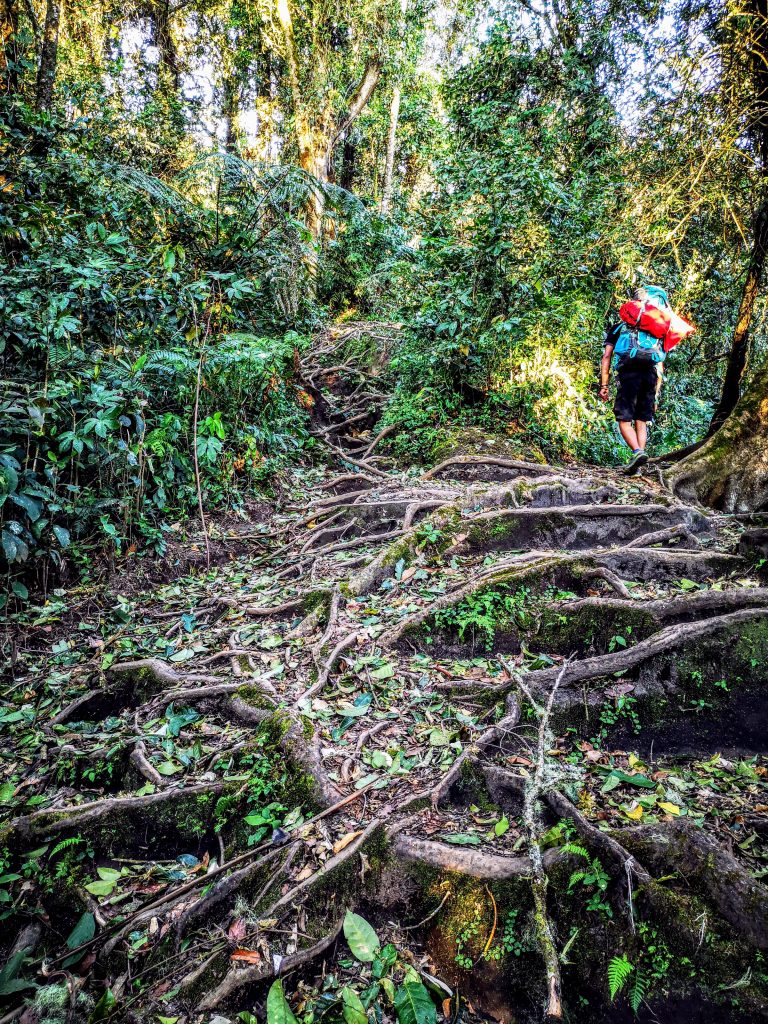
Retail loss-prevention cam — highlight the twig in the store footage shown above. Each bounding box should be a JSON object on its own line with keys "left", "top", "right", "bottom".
{"left": 300, "top": 632, "right": 360, "bottom": 701}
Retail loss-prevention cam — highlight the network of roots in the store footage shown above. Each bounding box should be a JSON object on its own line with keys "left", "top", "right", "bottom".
{"left": 3, "top": 331, "right": 768, "bottom": 1022}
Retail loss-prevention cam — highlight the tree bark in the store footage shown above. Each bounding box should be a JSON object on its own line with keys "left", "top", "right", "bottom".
{"left": 381, "top": 84, "right": 400, "bottom": 215}
{"left": 153, "top": 0, "right": 179, "bottom": 90}
{"left": 0, "top": 0, "right": 18, "bottom": 93}
{"left": 708, "top": 198, "right": 768, "bottom": 432}
{"left": 34, "top": 0, "right": 61, "bottom": 110}
{"left": 222, "top": 75, "right": 239, "bottom": 153}
{"left": 709, "top": 0, "right": 768, "bottom": 431}
{"left": 275, "top": 0, "right": 380, "bottom": 237}
{"left": 667, "top": 357, "right": 768, "bottom": 511}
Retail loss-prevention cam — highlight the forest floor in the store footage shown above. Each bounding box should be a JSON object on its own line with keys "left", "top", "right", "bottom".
{"left": 2, "top": 327, "right": 768, "bottom": 1024}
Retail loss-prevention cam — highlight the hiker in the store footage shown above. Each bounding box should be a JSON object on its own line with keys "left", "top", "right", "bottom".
{"left": 599, "top": 285, "right": 692, "bottom": 474}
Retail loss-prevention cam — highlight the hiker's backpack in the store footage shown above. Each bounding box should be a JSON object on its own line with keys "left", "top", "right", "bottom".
{"left": 612, "top": 323, "right": 665, "bottom": 365}
{"left": 619, "top": 285, "right": 695, "bottom": 355}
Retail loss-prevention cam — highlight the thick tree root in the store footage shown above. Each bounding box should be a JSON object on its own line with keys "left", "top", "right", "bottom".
{"left": 620, "top": 820, "right": 768, "bottom": 950}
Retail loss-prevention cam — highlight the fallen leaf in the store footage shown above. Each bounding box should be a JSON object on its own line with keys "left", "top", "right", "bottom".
{"left": 333, "top": 830, "right": 363, "bottom": 855}
{"left": 658, "top": 801, "right": 682, "bottom": 816}
{"left": 231, "top": 948, "right": 263, "bottom": 964}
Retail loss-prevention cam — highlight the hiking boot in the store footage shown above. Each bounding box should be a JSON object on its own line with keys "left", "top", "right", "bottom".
{"left": 623, "top": 449, "right": 648, "bottom": 475}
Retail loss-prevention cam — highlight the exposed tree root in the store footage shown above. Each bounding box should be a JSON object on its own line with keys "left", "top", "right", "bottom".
{"left": 12, "top": 781, "right": 224, "bottom": 841}
{"left": 198, "top": 917, "right": 345, "bottom": 1011}
{"left": 394, "top": 835, "right": 536, "bottom": 878}
{"left": 421, "top": 456, "right": 562, "bottom": 480}
{"left": 620, "top": 820, "right": 768, "bottom": 950}
{"left": 437, "top": 607, "right": 768, "bottom": 695}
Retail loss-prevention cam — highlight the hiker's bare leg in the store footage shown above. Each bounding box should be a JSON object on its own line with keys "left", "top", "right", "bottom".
{"left": 618, "top": 421, "right": 639, "bottom": 450}
{"left": 635, "top": 420, "right": 648, "bottom": 450}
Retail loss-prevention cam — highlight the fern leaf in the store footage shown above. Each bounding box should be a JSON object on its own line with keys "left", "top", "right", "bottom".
{"left": 608, "top": 954, "right": 634, "bottom": 1001}
{"left": 629, "top": 969, "right": 647, "bottom": 1013}
{"left": 50, "top": 836, "right": 85, "bottom": 857}
{"left": 560, "top": 842, "right": 589, "bottom": 860}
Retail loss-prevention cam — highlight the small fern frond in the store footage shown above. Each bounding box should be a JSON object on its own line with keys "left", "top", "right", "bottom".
{"left": 50, "top": 836, "right": 85, "bottom": 857}
{"left": 629, "top": 969, "right": 647, "bottom": 1013}
{"left": 561, "top": 842, "right": 589, "bottom": 860}
{"left": 608, "top": 954, "right": 634, "bottom": 1001}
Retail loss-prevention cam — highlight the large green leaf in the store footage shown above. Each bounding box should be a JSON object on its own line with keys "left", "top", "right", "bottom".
{"left": 341, "top": 986, "right": 368, "bottom": 1024}
{"left": 66, "top": 911, "right": 96, "bottom": 948}
{"left": 266, "top": 979, "right": 299, "bottom": 1024}
{"left": 343, "top": 910, "right": 380, "bottom": 962}
{"left": 394, "top": 982, "right": 437, "bottom": 1024}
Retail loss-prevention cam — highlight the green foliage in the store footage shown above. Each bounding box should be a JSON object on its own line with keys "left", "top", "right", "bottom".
{"left": 435, "top": 587, "right": 531, "bottom": 650}
{"left": 565, "top": 844, "right": 613, "bottom": 918}
{"left": 344, "top": 910, "right": 381, "bottom": 962}
{"left": 608, "top": 954, "right": 634, "bottom": 1001}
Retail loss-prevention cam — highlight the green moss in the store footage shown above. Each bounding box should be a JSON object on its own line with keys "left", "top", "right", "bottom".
{"left": 235, "top": 684, "right": 276, "bottom": 709}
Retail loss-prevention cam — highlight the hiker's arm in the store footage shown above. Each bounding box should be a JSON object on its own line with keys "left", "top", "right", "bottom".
{"left": 599, "top": 346, "right": 613, "bottom": 401}
{"left": 656, "top": 363, "right": 664, "bottom": 397}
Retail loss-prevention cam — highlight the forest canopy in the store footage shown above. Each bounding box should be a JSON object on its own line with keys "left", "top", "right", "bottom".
{"left": 3, "top": 0, "right": 768, "bottom": 592}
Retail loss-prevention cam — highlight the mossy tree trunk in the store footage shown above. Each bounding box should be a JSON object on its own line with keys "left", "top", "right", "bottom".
{"left": 709, "top": 0, "right": 768, "bottom": 431}
{"left": 34, "top": 0, "right": 60, "bottom": 110}
{"left": 667, "top": 357, "right": 768, "bottom": 510}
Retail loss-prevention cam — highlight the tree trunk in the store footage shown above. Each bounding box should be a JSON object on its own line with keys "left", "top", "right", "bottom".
{"left": 275, "top": 0, "right": 380, "bottom": 238}
{"left": 153, "top": 0, "right": 179, "bottom": 90}
{"left": 338, "top": 136, "right": 357, "bottom": 192}
{"left": 222, "top": 76, "right": 239, "bottom": 153}
{"left": 380, "top": 85, "right": 400, "bottom": 215}
{"left": 666, "top": 357, "right": 768, "bottom": 511}
{"left": 35, "top": 0, "right": 61, "bottom": 110}
{"left": 1, "top": 0, "right": 18, "bottom": 93}
{"left": 708, "top": 198, "right": 768, "bottom": 432}
{"left": 708, "top": 0, "right": 768, "bottom": 431}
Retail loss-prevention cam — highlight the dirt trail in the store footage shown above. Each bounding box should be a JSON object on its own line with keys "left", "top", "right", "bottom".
{"left": 2, "top": 341, "right": 768, "bottom": 1023}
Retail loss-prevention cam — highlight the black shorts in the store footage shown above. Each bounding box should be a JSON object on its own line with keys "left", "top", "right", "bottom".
{"left": 614, "top": 362, "right": 657, "bottom": 423}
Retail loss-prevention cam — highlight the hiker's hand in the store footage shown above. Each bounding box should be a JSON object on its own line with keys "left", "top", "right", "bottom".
{"left": 599, "top": 384, "right": 609, "bottom": 402}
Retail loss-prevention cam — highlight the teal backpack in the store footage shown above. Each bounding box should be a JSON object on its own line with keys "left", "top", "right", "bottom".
{"left": 613, "top": 286, "right": 670, "bottom": 367}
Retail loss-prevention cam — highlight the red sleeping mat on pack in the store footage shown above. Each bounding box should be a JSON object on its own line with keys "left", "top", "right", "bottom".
{"left": 619, "top": 300, "right": 695, "bottom": 352}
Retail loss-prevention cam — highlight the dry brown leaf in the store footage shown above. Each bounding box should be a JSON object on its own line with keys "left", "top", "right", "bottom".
{"left": 231, "top": 948, "right": 263, "bottom": 964}
{"left": 333, "top": 827, "right": 364, "bottom": 851}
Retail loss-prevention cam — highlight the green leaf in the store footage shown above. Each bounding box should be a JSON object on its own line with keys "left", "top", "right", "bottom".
{"left": 52, "top": 525, "right": 71, "bottom": 547}
{"left": 494, "top": 816, "right": 510, "bottom": 837}
{"left": 608, "top": 954, "right": 633, "bottom": 1001}
{"left": 601, "top": 770, "right": 656, "bottom": 793}
{"left": 442, "top": 833, "right": 481, "bottom": 845}
{"left": 85, "top": 880, "right": 116, "bottom": 897}
{"left": 370, "top": 662, "right": 395, "bottom": 680}
{"left": 97, "top": 867, "right": 122, "bottom": 881}
{"left": 169, "top": 648, "right": 197, "bottom": 663}
{"left": 381, "top": 978, "right": 396, "bottom": 1003}
{"left": 394, "top": 982, "right": 437, "bottom": 1024}
{"left": 341, "top": 986, "right": 368, "bottom": 1024}
{"left": 343, "top": 910, "right": 381, "bottom": 962}
{"left": 10, "top": 493, "right": 41, "bottom": 522}
{"left": 66, "top": 911, "right": 96, "bottom": 949}
{"left": 89, "top": 987, "right": 117, "bottom": 1022}
{"left": 11, "top": 581, "right": 28, "bottom": 599}
{"left": 155, "top": 761, "right": 180, "bottom": 776}
{"left": 266, "top": 979, "right": 299, "bottom": 1024}
{"left": 0, "top": 782, "right": 15, "bottom": 804}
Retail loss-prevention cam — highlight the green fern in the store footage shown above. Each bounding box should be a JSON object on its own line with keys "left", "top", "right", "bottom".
{"left": 629, "top": 970, "right": 647, "bottom": 1013}
{"left": 560, "top": 842, "right": 589, "bottom": 860}
{"left": 50, "top": 836, "right": 85, "bottom": 858}
{"left": 608, "top": 954, "right": 634, "bottom": 1001}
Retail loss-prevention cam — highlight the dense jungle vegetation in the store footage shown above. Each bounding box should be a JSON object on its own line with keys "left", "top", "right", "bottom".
{"left": 3, "top": 2, "right": 768, "bottom": 1024}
